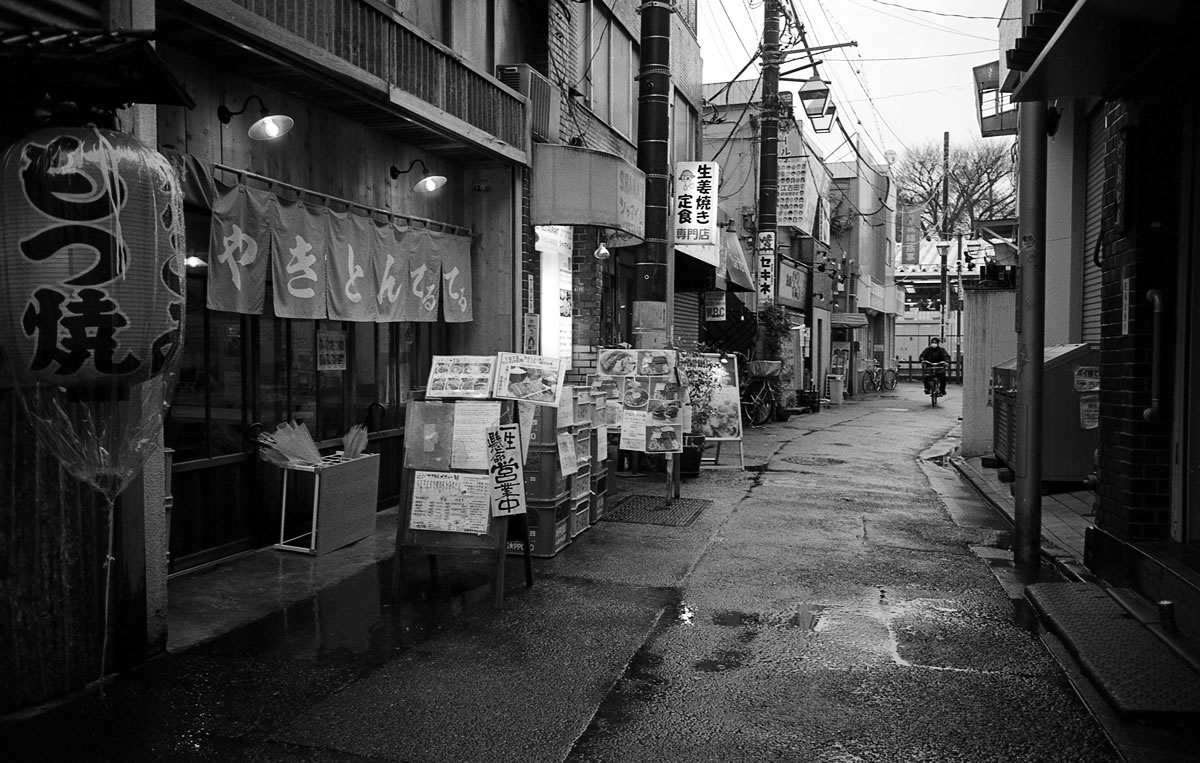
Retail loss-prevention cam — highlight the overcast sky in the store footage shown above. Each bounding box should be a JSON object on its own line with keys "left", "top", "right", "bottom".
{"left": 697, "top": 0, "right": 1011, "bottom": 163}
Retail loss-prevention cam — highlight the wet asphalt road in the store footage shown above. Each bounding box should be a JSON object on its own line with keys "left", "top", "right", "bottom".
{"left": 1, "top": 383, "right": 1117, "bottom": 762}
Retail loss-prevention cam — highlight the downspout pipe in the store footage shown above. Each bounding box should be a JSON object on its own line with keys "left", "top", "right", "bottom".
{"left": 635, "top": 1, "right": 672, "bottom": 350}
{"left": 1014, "top": 0, "right": 1047, "bottom": 573}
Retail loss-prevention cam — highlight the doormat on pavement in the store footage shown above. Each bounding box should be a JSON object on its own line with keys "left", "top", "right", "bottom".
{"left": 603, "top": 495, "right": 711, "bottom": 527}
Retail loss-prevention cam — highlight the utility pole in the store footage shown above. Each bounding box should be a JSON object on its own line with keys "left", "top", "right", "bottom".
{"left": 635, "top": 1, "right": 672, "bottom": 350}
{"left": 940, "top": 131, "right": 950, "bottom": 344}
{"left": 955, "top": 232, "right": 964, "bottom": 361}
{"left": 756, "top": 0, "right": 781, "bottom": 317}
{"left": 1014, "top": 0, "right": 1046, "bottom": 574}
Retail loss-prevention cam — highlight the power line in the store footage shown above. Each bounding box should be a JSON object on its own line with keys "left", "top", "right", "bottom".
{"left": 863, "top": 0, "right": 1018, "bottom": 22}
{"left": 841, "top": 0, "right": 998, "bottom": 41}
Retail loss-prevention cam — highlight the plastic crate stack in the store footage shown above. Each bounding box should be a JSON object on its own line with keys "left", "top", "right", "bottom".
{"left": 568, "top": 389, "right": 594, "bottom": 538}
{"left": 516, "top": 404, "right": 572, "bottom": 558}
{"left": 589, "top": 392, "right": 610, "bottom": 523}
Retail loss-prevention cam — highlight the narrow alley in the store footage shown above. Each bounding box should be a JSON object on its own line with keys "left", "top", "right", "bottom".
{"left": 2, "top": 384, "right": 1122, "bottom": 762}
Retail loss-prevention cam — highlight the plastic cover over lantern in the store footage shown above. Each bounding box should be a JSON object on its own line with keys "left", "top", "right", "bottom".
{"left": 0, "top": 127, "right": 185, "bottom": 501}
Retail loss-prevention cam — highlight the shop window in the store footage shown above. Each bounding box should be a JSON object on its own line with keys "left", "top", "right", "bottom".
{"left": 257, "top": 305, "right": 289, "bottom": 431}
{"left": 208, "top": 311, "right": 246, "bottom": 456}
{"left": 316, "top": 320, "right": 347, "bottom": 441}
{"left": 291, "top": 320, "right": 317, "bottom": 433}
{"left": 165, "top": 270, "right": 210, "bottom": 461}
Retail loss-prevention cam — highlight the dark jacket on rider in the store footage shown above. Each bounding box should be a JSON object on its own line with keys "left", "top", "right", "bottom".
{"left": 919, "top": 344, "right": 952, "bottom": 365}
{"left": 920, "top": 343, "right": 951, "bottom": 394}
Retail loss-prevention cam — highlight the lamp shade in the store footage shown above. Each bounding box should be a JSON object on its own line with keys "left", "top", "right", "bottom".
{"left": 0, "top": 127, "right": 185, "bottom": 390}
{"left": 248, "top": 113, "right": 294, "bottom": 141}
{"left": 797, "top": 77, "right": 831, "bottom": 119}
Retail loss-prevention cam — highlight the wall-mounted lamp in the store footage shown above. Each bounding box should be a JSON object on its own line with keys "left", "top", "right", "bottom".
{"left": 184, "top": 256, "right": 208, "bottom": 269}
{"left": 594, "top": 242, "right": 611, "bottom": 260}
{"left": 390, "top": 159, "right": 447, "bottom": 192}
{"left": 814, "top": 292, "right": 826, "bottom": 301}
{"left": 218, "top": 95, "right": 293, "bottom": 141}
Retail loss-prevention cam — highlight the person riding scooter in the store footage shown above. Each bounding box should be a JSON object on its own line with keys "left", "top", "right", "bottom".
{"left": 919, "top": 338, "right": 952, "bottom": 396}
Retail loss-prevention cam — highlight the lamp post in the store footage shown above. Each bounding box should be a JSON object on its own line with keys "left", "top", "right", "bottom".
{"left": 936, "top": 240, "right": 951, "bottom": 344}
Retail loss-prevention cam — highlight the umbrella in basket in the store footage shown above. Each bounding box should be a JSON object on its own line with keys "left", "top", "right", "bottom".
{"left": 257, "top": 420, "right": 323, "bottom": 467}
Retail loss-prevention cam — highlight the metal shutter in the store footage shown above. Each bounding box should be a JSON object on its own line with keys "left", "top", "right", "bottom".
{"left": 1082, "top": 112, "right": 1105, "bottom": 344}
{"left": 674, "top": 292, "right": 701, "bottom": 349}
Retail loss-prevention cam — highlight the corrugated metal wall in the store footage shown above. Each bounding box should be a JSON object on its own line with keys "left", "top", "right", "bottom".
{"left": 1082, "top": 112, "right": 1105, "bottom": 344}
{"left": 674, "top": 291, "right": 701, "bottom": 349}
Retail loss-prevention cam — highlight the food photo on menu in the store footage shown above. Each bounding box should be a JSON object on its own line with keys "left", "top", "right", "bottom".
{"left": 644, "top": 424, "right": 682, "bottom": 452}
{"left": 598, "top": 348, "right": 638, "bottom": 376}
{"left": 621, "top": 378, "right": 650, "bottom": 409}
{"left": 648, "top": 400, "right": 681, "bottom": 424}
{"left": 649, "top": 378, "right": 682, "bottom": 402}
{"left": 492, "top": 353, "right": 566, "bottom": 406}
{"left": 636, "top": 350, "right": 673, "bottom": 376}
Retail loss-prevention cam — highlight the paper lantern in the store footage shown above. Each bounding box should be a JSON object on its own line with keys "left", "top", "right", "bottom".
{"left": 0, "top": 127, "right": 184, "bottom": 391}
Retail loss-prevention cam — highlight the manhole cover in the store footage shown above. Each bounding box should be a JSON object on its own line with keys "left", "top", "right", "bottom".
{"left": 603, "top": 495, "right": 711, "bottom": 527}
{"left": 781, "top": 456, "right": 846, "bottom": 466}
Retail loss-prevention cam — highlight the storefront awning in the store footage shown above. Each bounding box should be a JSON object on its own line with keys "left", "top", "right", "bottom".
{"left": 1012, "top": 0, "right": 1187, "bottom": 103}
{"left": 717, "top": 231, "right": 755, "bottom": 292}
{"left": 831, "top": 312, "right": 868, "bottom": 329}
{"left": 531, "top": 143, "right": 646, "bottom": 240}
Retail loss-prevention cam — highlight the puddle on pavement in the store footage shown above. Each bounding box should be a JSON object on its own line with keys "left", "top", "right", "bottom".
{"left": 201, "top": 556, "right": 501, "bottom": 665}
{"left": 710, "top": 606, "right": 828, "bottom": 631}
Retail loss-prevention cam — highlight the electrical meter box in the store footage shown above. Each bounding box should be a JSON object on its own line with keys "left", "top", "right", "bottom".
{"left": 992, "top": 343, "right": 1100, "bottom": 484}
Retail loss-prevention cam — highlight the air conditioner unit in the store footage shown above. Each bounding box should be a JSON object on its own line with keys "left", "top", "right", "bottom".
{"left": 496, "top": 63, "right": 561, "bottom": 143}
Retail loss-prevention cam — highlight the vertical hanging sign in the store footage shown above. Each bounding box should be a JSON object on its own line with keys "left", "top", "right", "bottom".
{"left": 673, "top": 162, "right": 719, "bottom": 246}
{"left": 756, "top": 231, "right": 776, "bottom": 303}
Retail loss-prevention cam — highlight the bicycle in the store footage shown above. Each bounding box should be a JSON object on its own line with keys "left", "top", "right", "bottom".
{"left": 729, "top": 353, "right": 780, "bottom": 427}
{"left": 741, "top": 371, "right": 778, "bottom": 426}
{"left": 860, "top": 359, "right": 882, "bottom": 392}
{"left": 861, "top": 359, "right": 899, "bottom": 393}
{"left": 922, "top": 361, "right": 949, "bottom": 406}
{"left": 881, "top": 360, "right": 899, "bottom": 391}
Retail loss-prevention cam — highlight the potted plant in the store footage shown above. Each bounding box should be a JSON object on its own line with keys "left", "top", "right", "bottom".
{"left": 758, "top": 303, "right": 795, "bottom": 422}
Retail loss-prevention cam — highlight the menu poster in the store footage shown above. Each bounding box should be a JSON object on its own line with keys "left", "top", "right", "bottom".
{"left": 619, "top": 408, "right": 647, "bottom": 451}
{"left": 556, "top": 430, "right": 579, "bottom": 475}
{"left": 486, "top": 424, "right": 527, "bottom": 517}
{"left": 605, "top": 399, "right": 623, "bottom": 427}
{"left": 517, "top": 401, "right": 536, "bottom": 462}
{"left": 317, "top": 330, "right": 347, "bottom": 371}
{"left": 451, "top": 401, "right": 502, "bottom": 470}
{"left": 427, "top": 355, "right": 497, "bottom": 399}
{"left": 493, "top": 353, "right": 567, "bottom": 407}
{"left": 597, "top": 348, "right": 638, "bottom": 376}
{"left": 558, "top": 385, "right": 576, "bottom": 428}
{"left": 403, "top": 402, "right": 454, "bottom": 470}
{"left": 410, "top": 471, "right": 491, "bottom": 534}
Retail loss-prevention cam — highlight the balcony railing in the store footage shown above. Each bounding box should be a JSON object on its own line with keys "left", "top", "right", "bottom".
{"left": 217, "top": 0, "right": 526, "bottom": 150}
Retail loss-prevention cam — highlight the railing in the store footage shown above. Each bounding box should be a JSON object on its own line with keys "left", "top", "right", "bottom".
{"left": 896, "top": 357, "right": 963, "bottom": 383}
{"left": 221, "top": 0, "right": 526, "bottom": 148}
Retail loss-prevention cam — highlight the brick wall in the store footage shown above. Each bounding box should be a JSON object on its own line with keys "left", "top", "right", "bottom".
{"left": 1094, "top": 99, "right": 1177, "bottom": 541}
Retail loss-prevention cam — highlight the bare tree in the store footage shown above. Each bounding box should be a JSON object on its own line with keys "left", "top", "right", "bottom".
{"left": 893, "top": 139, "right": 1016, "bottom": 237}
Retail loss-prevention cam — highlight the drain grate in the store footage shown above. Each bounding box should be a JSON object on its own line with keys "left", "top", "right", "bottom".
{"left": 603, "top": 495, "right": 711, "bottom": 527}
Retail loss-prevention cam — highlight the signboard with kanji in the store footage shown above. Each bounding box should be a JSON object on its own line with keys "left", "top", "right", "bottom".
{"left": 673, "top": 161, "right": 719, "bottom": 246}
{"left": 756, "top": 231, "right": 776, "bottom": 303}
